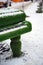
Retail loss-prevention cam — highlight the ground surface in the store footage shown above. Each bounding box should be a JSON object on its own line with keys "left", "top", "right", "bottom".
{"left": 0, "top": 2, "right": 43, "bottom": 65}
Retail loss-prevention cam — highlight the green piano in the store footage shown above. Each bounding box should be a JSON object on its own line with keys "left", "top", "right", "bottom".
{"left": 0, "top": 8, "right": 32, "bottom": 57}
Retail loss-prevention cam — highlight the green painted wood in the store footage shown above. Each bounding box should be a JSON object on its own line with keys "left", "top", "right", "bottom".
{"left": 0, "top": 12, "right": 26, "bottom": 30}
{"left": 10, "top": 36, "right": 21, "bottom": 57}
{"left": 0, "top": 21, "right": 32, "bottom": 41}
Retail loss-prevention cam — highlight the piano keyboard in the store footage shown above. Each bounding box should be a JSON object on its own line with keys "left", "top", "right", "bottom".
{"left": 0, "top": 22, "right": 27, "bottom": 35}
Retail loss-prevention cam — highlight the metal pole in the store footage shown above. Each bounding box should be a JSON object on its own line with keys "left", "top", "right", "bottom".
{"left": 22, "top": 0, "right": 24, "bottom": 11}
{"left": 42, "top": 0, "right": 43, "bottom": 10}
{"left": 7, "top": 0, "right": 11, "bottom": 7}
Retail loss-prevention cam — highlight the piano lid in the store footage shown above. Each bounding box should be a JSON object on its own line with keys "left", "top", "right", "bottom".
{"left": 0, "top": 7, "right": 23, "bottom": 17}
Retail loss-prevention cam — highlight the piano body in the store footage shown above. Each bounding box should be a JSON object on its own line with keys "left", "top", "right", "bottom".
{"left": 0, "top": 8, "right": 32, "bottom": 57}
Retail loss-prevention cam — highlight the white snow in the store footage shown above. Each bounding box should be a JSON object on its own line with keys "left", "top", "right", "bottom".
{"left": 11, "top": 1, "right": 32, "bottom": 9}
{"left": 0, "top": 0, "right": 7, "bottom": 3}
{"left": 0, "top": 2, "right": 43, "bottom": 65}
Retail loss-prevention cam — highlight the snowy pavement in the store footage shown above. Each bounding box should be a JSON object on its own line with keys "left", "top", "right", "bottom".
{"left": 11, "top": 1, "right": 32, "bottom": 10}
{"left": 0, "top": 2, "right": 43, "bottom": 65}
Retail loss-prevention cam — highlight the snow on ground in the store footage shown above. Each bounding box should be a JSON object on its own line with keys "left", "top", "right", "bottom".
{"left": 0, "top": 2, "right": 43, "bottom": 65}
{"left": 0, "top": 0, "right": 7, "bottom": 2}
{"left": 11, "top": 1, "right": 32, "bottom": 10}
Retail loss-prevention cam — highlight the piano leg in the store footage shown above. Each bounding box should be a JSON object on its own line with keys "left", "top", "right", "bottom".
{"left": 10, "top": 36, "right": 21, "bottom": 57}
